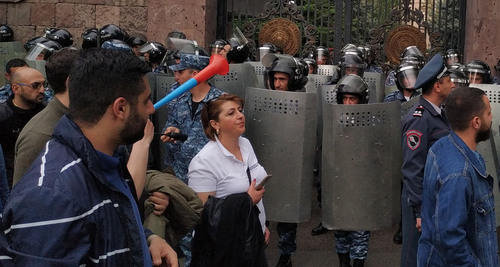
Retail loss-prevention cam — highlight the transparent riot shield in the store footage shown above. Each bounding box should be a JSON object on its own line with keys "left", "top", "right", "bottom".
{"left": 321, "top": 100, "right": 402, "bottom": 230}
{"left": 472, "top": 84, "right": 500, "bottom": 226}
{"left": 213, "top": 62, "right": 256, "bottom": 99}
{"left": 26, "top": 60, "right": 47, "bottom": 79}
{"left": 245, "top": 87, "right": 317, "bottom": 222}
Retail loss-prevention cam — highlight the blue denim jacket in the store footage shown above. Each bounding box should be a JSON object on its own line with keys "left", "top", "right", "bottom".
{"left": 418, "top": 132, "right": 498, "bottom": 266}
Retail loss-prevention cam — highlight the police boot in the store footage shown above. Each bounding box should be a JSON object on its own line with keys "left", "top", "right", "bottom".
{"left": 353, "top": 259, "right": 365, "bottom": 267}
{"left": 337, "top": 253, "right": 351, "bottom": 267}
{"left": 276, "top": 254, "right": 292, "bottom": 267}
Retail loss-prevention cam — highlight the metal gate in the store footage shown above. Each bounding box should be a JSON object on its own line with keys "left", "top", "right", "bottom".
{"left": 219, "top": 0, "right": 466, "bottom": 64}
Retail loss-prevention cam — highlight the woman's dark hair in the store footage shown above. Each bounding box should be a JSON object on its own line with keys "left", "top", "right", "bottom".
{"left": 201, "top": 93, "right": 244, "bottom": 141}
{"left": 445, "top": 87, "right": 486, "bottom": 131}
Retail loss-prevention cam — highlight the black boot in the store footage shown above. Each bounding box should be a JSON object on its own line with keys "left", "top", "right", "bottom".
{"left": 338, "top": 253, "right": 351, "bottom": 267}
{"left": 393, "top": 221, "right": 402, "bottom": 244}
{"left": 353, "top": 259, "right": 365, "bottom": 267}
{"left": 276, "top": 254, "right": 292, "bottom": 267}
{"left": 311, "top": 222, "right": 331, "bottom": 236}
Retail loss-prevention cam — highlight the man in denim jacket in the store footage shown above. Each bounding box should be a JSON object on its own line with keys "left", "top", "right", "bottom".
{"left": 418, "top": 87, "right": 498, "bottom": 266}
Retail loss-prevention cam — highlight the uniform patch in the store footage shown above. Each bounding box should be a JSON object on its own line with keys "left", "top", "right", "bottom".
{"left": 406, "top": 130, "right": 422, "bottom": 150}
{"left": 413, "top": 105, "right": 425, "bottom": 117}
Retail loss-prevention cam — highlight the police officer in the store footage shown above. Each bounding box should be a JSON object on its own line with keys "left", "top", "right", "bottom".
{"left": 334, "top": 74, "right": 371, "bottom": 267}
{"left": 448, "top": 68, "right": 469, "bottom": 88}
{"left": 386, "top": 46, "right": 425, "bottom": 86}
{"left": 400, "top": 54, "right": 455, "bottom": 267}
{"left": 327, "top": 53, "right": 365, "bottom": 85}
{"left": 443, "top": 48, "right": 462, "bottom": 67}
{"left": 209, "top": 39, "right": 230, "bottom": 57}
{"left": 140, "top": 41, "right": 168, "bottom": 73}
{"left": 262, "top": 54, "right": 308, "bottom": 267}
{"left": 226, "top": 37, "right": 250, "bottom": 64}
{"left": 384, "top": 61, "right": 421, "bottom": 102}
{"left": 315, "top": 46, "right": 330, "bottom": 65}
{"left": 304, "top": 57, "right": 318, "bottom": 74}
{"left": 463, "top": 60, "right": 492, "bottom": 84}
{"left": 364, "top": 46, "right": 383, "bottom": 73}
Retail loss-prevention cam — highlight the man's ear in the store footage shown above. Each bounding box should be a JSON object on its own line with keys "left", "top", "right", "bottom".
{"left": 112, "top": 97, "right": 129, "bottom": 119}
{"left": 471, "top": 116, "right": 481, "bottom": 130}
{"left": 11, "top": 83, "right": 19, "bottom": 93}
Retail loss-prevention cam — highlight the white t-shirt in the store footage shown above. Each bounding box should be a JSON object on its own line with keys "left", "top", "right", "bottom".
{"left": 188, "top": 136, "right": 267, "bottom": 232}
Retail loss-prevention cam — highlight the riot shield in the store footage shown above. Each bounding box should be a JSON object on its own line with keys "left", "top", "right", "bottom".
{"left": 306, "top": 74, "right": 332, "bottom": 94}
{"left": 213, "top": 62, "right": 256, "bottom": 99}
{"left": 317, "top": 65, "right": 338, "bottom": 76}
{"left": 0, "top": 41, "right": 25, "bottom": 86}
{"left": 321, "top": 100, "right": 402, "bottom": 230}
{"left": 401, "top": 95, "right": 420, "bottom": 118}
{"left": 471, "top": 84, "right": 500, "bottom": 226}
{"left": 247, "top": 61, "right": 267, "bottom": 88}
{"left": 26, "top": 60, "right": 47, "bottom": 79}
{"left": 363, "top": 72, "right": 385, "bottom": 103}
{"left": 245, "top": 87, "right": 317, "bottom": 222}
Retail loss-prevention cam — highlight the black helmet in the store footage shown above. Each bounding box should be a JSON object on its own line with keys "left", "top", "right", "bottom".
{"left": 226, "top": 37, "right": 249, "bottom": 63}
{"left": 336, "top": 74, "right": 369, "bottom": 104}
{"left": 25, "top": 40, "right": 62, "bottom": 60}
{"left": 46, "top": 28, "right": 74, "bottom": 47}
{"left": 341, "top": 44, "right": 365, "bottom": 59}
{"left": 101, "top": 39, "right": 133, "bottom": 54}
{"left": 0, "top": 24, "right": 14, "bottom": 42}
{"left": 448, "top": 62, "right": 465, "bottom": 71}
{"left": 81, "top": 28, "right": 99, "bottom": 49}
{"left": 400, "top": 46, "right": 424, "bottom": 60}
{"left": 167, "top": 31, "right": 187, "bottom": 39}
{"left": 140, "top": 42, "right": 167, "bottom": 63}
{"left": 339, "top": 54, "right": 366, "bottom": 77}
{"left": 464, "top": 60, "right": 492, "bottom": 84}
{"left": 395, "top": 62, "right": 420, "bottom": 91}
{"left": 258, "top": 43, "right": 277, "bottom": 61}
{"left": 209, "top": 39, "right": 229, "bottom": 56}
{"left": 448, "top": 69, "right": 469, "bottom": 88}
{"left": 99, "top": 24, "right": 126, "bottom": 42}
{"left": 303, "top": 57, "right": 318, "bottom": 74}
{"left": 262, "top": 54, "right": 308, "bottom": 91}
{"left": 444, "top": 49, "right": 461, "bottom": 66}
{"left": 315, "top": 46, "right": 329, "bottom": 65}
{"left": 126, "top": 34, "right": 147, "bottom": 47}
{"left": 24, "top": 36, "right": 48, "bottom": 52}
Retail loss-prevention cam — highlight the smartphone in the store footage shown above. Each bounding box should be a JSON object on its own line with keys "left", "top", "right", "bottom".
{"left": 255, "top": 174, "right": 272, "bottom": 190}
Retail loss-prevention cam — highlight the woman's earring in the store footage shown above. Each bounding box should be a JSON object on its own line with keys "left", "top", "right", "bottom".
{"left": 216, "top": 128, "right": 220, "bottom": 135}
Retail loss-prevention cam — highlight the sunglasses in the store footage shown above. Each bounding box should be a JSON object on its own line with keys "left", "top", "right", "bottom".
{"left": 16, "top": 81, "right": 49, "bottom": 90}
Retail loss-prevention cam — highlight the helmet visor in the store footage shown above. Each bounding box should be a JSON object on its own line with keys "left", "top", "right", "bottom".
{"left": 25, "top": 43, "right": 52, "bottom": 61}
{"left": 396, "top": 66, "right": 419, "bottom": 90}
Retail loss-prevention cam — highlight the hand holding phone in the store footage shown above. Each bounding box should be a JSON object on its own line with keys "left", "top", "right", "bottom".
{"left": 255, "top": 174, "right": 272, "bottom": 191}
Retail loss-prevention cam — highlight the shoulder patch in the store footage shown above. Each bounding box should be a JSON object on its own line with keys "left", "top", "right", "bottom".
{"left": 406, "top": 130, "right": 422, "bottom": 150}
{"left": 413, "top": 105, "right": 424, "bottom": 117}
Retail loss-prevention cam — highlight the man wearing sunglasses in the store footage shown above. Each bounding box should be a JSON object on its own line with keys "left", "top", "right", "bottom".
{"left": 0, "top": 67, "right": 46, "bottom": 187}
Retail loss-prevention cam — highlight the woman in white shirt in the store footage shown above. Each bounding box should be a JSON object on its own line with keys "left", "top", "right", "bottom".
{"left": 188, "top": 94, "right": 270, "bottom": 266}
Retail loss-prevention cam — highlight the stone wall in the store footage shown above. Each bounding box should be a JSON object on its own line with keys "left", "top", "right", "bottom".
{"left": 0, "top": 0, "right": 216, "bottom": 50}
{"left": 464, "top": 0, "right": 500, "bottom": 73}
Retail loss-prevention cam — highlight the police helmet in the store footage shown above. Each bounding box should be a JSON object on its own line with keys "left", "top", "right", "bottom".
{"left": 315, "top": 46, "right": 329, "bottom": 65}
{"left": 0, "top": 24, "right": 14, "bottom": 42}
{"left": 99, "top": 24, "right": 126, "bottom": 42}
{"left": 226, "top": 37, "right": 250, "bottom": 63}
{"left": 46, "top": 28, "right": 74, "bottom": 47}
{"left": 448, "top": 62, "right": 465, "bottom": 71}
{"left": 335, "top": 74, "right": 369, "bottom": 104}
{"left": 209, "top": 39, "right": 229, "bottom": 56}
{"left": 127, "top": 34, "right": 147, "bottom": 47}
{"left": 263, "top": 54, "right": 308, "bottom": 91}
{"left": 341, "top": 44, "right": 364, "bottom": 59}
{"left": 24, "top": 36, "right": 48, "bottom": 52}
{"left": 340, "top": 53, "right": 366, "bottom": 77}
{"left": 140, "top": 42, "right": 167, "bottom": 63}
{"left": 464, "top": 60, "right": 492, "bottom": 84}
{"left": 168, "top": 31, "right": 187, "bottom": 39}
{"left": 395, "top": 62, "right": 420, "bottom": 91}
{"left": 101, "top": 39, "right": 133, "bottom": 54}
{"left": 304, "top": 57, "right": 318, "bottom": 74}
{"left": 81, "top": 28, "right": 99, "bottom": 49}
{"left": 443, "top": 49, "right": 461, "bottom": 66}
{"left": 448, "top": 69, "right": 469, "bottom": 88}
{"left": 400, "top": 46, "right": 424, "bottom": 60}
{"left": 25, "top": 40, "right": 62, "bottom": 61}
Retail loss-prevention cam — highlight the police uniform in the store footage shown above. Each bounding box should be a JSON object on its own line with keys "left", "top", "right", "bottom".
{"left": 384, "top": 89, "right": 420, "bottom": 103}
{"left": 400, "top": 54, "right": 451, "bottom": 267}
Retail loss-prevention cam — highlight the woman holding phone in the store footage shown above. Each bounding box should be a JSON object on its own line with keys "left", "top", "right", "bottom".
{"left": 188, "top": 93, "right": 270, "bottom": 266}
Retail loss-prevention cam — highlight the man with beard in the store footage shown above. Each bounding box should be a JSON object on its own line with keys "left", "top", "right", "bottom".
{"left": 0, "top": 67, "right": 45, "bottom": 187}
{"left": 417, "top": 87, "right": 497, "bottom": 266}
{"left": 0, "top": 49, "right": 178, "bottom": 266}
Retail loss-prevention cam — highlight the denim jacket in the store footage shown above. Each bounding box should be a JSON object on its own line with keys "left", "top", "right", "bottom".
{"left": 418, "top": 132, "right": 498, "bottom": 266}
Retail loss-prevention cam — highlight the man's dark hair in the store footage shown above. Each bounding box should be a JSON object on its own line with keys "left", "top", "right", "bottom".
{"left": 445, "top": 87, "right": 486, "bottom": 131}
{"left": 68, "top": 48, "right": 150, "bottom": 126}
{"left": 5, "top": 58, "right": 28, "bottom": 74}
{"left": 45, "top": 49, "right": 79, "bottom": 94}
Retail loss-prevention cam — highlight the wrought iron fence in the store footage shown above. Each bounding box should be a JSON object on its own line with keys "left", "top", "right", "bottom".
{"left": 219, "top": 0, "right": 466, "bottom": 63}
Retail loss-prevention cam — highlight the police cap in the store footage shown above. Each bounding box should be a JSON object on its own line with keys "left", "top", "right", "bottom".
{"left": 169, "top": 54, "right": 209, "bottom": 71}
{"left": 413, "top": 54, "right": 449, "bottom": 89}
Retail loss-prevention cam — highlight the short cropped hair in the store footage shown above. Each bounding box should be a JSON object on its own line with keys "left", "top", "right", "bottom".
{"left": 68, "top": 48, "right": 150, "bottom": 126}
{"left": 5, "top": 58, "right": 28, "bottom": 74}
{"left": 45, "top": 49, "right": 79, "bottom": 94}
{"left": 201, "top": 93, "right": 244, "bottom": 141}
{"left": 445, "top": 87, "right": 487, "bottom": 131}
